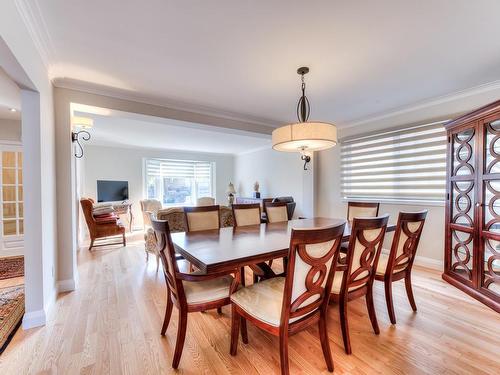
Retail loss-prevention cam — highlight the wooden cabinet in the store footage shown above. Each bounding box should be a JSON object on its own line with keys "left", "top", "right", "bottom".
{"left": 444, "top": 100, "right": 500, "bottom": 312}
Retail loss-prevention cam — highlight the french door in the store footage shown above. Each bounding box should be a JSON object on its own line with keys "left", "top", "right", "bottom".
{"left": 0, "top": 145, "right": 24, "bottom": 256}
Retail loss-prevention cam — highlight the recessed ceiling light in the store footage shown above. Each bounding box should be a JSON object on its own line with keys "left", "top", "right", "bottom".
{"left": 9, "top": 108, "right": 17, "bottom": 112}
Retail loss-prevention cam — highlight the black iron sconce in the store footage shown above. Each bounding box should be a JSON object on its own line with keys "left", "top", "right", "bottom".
{"left": 71, "top": 116, "right": 93, "bottom": 158}
{"left": 300, "top": 152, "right": 311, "bottom": 170}
{"left": 72, "top": 130, "right": 91, "bottom": 158}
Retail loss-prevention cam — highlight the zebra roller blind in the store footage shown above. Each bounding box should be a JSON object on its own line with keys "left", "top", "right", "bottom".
{"left": 341, "top": 121, "right": 447, "bottom": 203}
{"left": 145, "top": 159, "right": 212, "bottom": 179}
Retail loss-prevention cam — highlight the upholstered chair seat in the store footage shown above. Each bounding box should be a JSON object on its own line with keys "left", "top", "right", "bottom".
{"left": 183, "top": 271, "right": 235, "bottom": 304}
{"left": 231, "top": 277, "right": 288, "bottom": 326}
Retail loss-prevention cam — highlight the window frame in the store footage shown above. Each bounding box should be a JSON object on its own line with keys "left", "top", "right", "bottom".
{"left": 143, "top": 157, "right": 216, "bottom": 207}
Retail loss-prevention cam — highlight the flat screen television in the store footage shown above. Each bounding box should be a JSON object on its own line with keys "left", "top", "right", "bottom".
{"left": 97, "top": 180, "right": 129, "bottom": 202}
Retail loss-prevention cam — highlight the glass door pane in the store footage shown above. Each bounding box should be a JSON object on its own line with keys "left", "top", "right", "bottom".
{"left": 481, "top": 119, "right": 500, "bottom": 297}
{"left": 447, "top": 126, "right": 477, "bottom": 283}
{"left": 1, "top": 150, "right": 23, "bottom": 237}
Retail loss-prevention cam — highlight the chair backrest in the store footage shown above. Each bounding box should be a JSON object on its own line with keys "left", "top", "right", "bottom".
{"left": 80, "top": 198, "right": 97, "bottom": 236}
{"left": 343, "top": 215, "right": 389, "bottom": 293}
{"left": 184, "top": 205, "right": 220, "bottom": 232}
{"left": 264, "top": 201, "right": 289, "bottom": 223}
{"left": 347, "top": 202, "right": 380, "bottom": 221}
{"left": 232, "top": 203, "right": 261, "bottom": 227}
{"left": 140, "top": 199, "right": 162, "bottom": 227}
{"left": 281, "top": 223, "right": 346, "bottom": 326}
{"left": 385, "top": 211, "right": 427, "bottom": 275}
{"left": 151, "top": 219, "right": 186, "bottom": 306}
{"left": 196, "top": 197, "right": 215, "bottom": 206}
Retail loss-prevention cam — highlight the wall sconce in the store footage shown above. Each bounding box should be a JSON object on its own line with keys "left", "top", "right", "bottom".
{"left": 71, "top": 116, "right": 93, "bottom": 158}
{"left": 300, "top": 149, "right": 311, "bottom": 170}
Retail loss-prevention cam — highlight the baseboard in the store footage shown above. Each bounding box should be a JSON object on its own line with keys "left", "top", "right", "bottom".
{"left": 22, "top": 309, "right": 46, "bottom": 329}
{"left": 413, "top": 255, "right": 443, "bottom": 271}
{"left": 57, "top": 278, "right": 77, "bottom": 293}
{"left": 381, "top": 249, "right": 443, "bottom": 271}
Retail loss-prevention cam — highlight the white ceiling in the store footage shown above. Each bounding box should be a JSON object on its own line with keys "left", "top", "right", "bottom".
{"left": 75, "top": 106, "right": 270, "bottom": 155}
{"left": 22, "top": 1, "right": 500, "bottom": 126}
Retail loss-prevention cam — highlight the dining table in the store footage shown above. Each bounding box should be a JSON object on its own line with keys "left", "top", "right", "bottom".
{"left": 171, "top": 217, "right": 397, "bottom": 277}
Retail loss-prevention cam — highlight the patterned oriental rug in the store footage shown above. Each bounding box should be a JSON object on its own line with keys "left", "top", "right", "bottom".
{"left": 0, "top": 256, "right": 24, "bottom": 280}
{"left": 0, "top": 285, "right": 24, "bottom": 354}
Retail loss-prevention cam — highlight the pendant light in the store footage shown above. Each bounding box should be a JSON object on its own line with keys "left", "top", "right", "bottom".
{"left": 272, "top": 67, "right": 338, "bottom": 170}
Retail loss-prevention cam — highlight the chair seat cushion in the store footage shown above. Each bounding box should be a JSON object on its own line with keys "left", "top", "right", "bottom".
{"left": 182, "top": 272, "right": 234, "bottom": 305}
{"left": 230, "top": 277, "right": 286, "bottom": 326}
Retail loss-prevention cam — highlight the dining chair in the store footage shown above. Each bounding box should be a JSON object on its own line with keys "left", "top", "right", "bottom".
{"left": 339, "top": 201, "right": 381, "bottom": 258}
{"left": 232, "top": 203, "right": 274, "bottom": 283}
{"left": 264, "top": 201, "right": 289, "bottom": 223}
{"left": 375, "top": 210, "right": 427, "bottom": 324}
{"left": 347, "top": 201, "right": 380, "bottom": 221}
{"left": 232, "top": 203, "right": 261, "bottom": 226}
{"left": 330, "top": 215, "right": 389, "bottom": 354}
{"left": 184, "top": 205, "right": 220, "bottom": 232}
{"left": 229, "top": 222, "right": 346, "bottom": 375}
{"left": 151, "top": 218, "right": 239, "bottom": 369}
{"left": 184, "top": 205, "right": 220, "bottom": 273}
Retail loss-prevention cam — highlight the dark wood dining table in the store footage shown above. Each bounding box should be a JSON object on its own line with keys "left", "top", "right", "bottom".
{"left": 171, "top": 217, "right": 397, "bottom": 274}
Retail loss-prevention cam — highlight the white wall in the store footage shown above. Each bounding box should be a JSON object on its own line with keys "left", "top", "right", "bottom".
{"left": 234, "top": 148, "right": 308, "bottom": 218}
{"left": 1, "top": 2, "right": 58, "bottom": 328}
{"left": 83, "top": 144, "right": 234, "bottom": 229}
{"left": 0, "top": 119, "right": 21, "bottom": 141}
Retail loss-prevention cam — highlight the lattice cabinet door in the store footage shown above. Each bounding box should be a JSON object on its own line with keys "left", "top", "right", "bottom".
{"left": 446, "top": 123, "right": 478, "bottom": 286}
{"left": 479, "top": 113, "right": 500, "bottom": 299}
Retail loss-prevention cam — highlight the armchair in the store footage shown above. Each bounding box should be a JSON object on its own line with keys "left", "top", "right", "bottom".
{"left": 80, "top": 198, "right": 126, "bottom": 251}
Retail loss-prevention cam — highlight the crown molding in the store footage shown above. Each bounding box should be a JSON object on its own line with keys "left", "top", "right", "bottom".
{"left": 343, "top": 79, "right": 500, "bottom": 129}
{"left": 15, "top": 0, "right": 57, "bottom": 69}
{"left": 52, "top": 77, "right": 282, "bottom": 129}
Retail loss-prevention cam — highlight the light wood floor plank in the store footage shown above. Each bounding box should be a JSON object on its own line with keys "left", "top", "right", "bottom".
{"left": 1, "top": 238, "right": 499, "bottom": 374}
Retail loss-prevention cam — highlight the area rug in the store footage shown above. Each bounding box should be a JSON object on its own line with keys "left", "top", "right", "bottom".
{"left": 0, "top": 285, "right": 24, "bottom": 354}
{"left": 0, "top": 256, "right": 24, "bottom": 280}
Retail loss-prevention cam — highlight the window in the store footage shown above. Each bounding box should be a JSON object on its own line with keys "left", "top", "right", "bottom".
{"left": 341, "top": 121, "right": 447, "bottom": 203}
{"left": 144, "top": 158, "right": 214, "bottom": 206}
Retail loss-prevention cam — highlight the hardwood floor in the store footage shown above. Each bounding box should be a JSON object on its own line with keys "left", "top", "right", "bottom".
{"left": 0, "top": 237, "right": 499, "bottom": 374}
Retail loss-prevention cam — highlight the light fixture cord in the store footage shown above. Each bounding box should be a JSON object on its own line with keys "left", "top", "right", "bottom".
{"left": 297, "top": 72, "right": 310, "bottom": 122}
